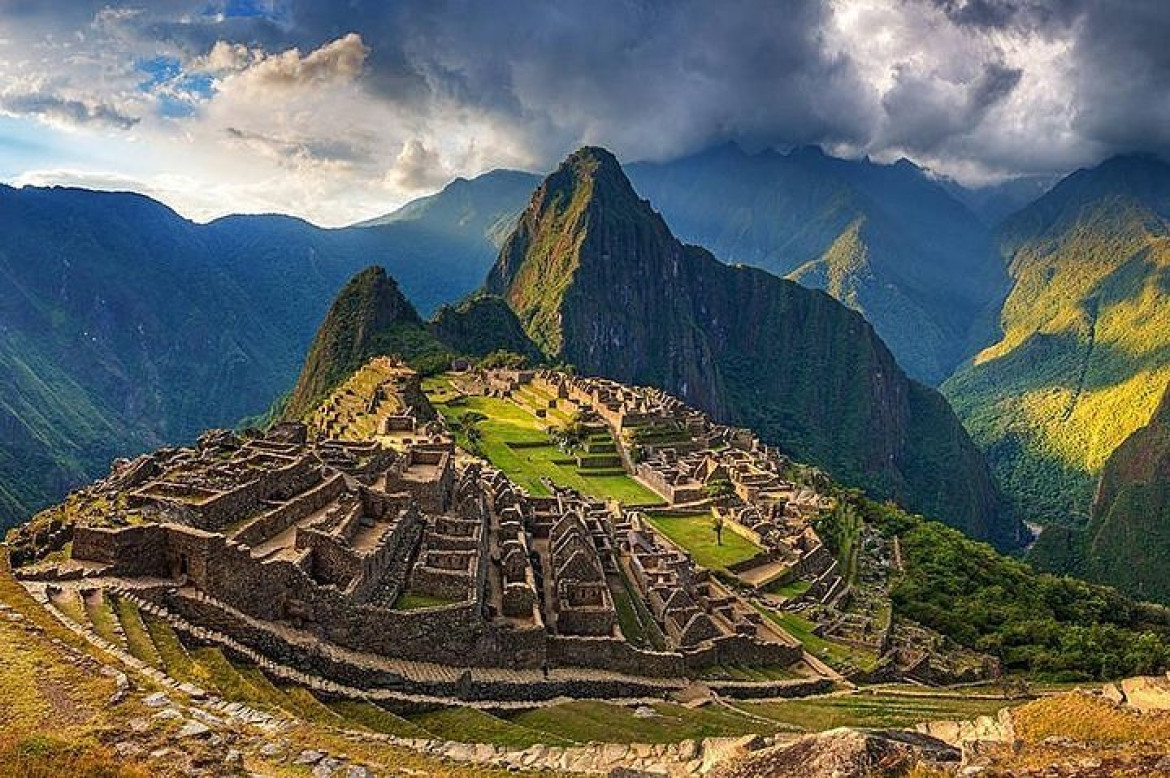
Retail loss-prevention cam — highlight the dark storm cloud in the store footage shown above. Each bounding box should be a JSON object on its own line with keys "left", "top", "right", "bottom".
{"left": 4, "top": 0, "right": 1170, "bottom": 180}
{"left": 930, "top": 0, "right": 1085, "bottom": 33}
{"left": 1068, "top": 1, "right": 1170, "bottom": 158}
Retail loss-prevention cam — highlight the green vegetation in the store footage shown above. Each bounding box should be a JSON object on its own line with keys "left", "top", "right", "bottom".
{"left": 81, "top": 593, "right": 122, "bottom": 647}
{"left": 644, "top": 512, "right": 760, "bottom": 570}
{"left": 393, "top": 592, "right": 457, "bottom": 610}
{"left": 756, "top": 606, "right": 878, "bottom": 672}
{"left": 486, "top": 145, "right": 1016, "bottom": 548}
{"left": 508, "top": 701, "right": 769, "bottom": 744}
{"left": 327, "top": 701, "right": 430, "bottom": 737}
{"left": 734, "top": 690, "right": 1019, "bottom": 732}
{"left": 943, "top": 155, "right": 1170, "bottom": 528}
{"left": 284, "top": 267, "right": 448, "bottom": 420}
{"left": 1081, "top": 384, "right": 1170, "bottom": 602}
{"left": 428, "top": 391, "right": 661, "bottom": 504}
{"left": 855, "top": 494, "right": 1170, "bottom": 680}
{"left": 814, "top": 501, "right": 864, "bottom": 584}
{"left": 407, "top": 707, "right": 569, "bottom": 748}
{"left": 114, "top": 598, "right": 161, "bottom": 668}
{"left": 764, "top": 579, "right": 811, "bottom": 599}
{"left": 430, "top": 295, "right": 541, "bottom": 361}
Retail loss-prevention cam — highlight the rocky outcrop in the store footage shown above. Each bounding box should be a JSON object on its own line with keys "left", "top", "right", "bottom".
{"left": 487, "top": 147, "right": 1019, "bottom": 547}
{"left": 709, "top": 727, "right": 960, "bottom": 778}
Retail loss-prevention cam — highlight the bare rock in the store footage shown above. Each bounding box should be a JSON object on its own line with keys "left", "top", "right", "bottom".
{"left": 175, "top": 720, "right": 212, "bottom": 739}
{"left": 1101, "top": 683, "right": 1126, "bottom": 704}
{"left": 295, "top": 749, "right": 326, "bottom": 765}
{"left": 1121, "top": 675, "right": 1170, "bottom": 712}
{"left": 709, "top": 727, "right": 961, "bottom": 778}
{"left": 144, "top": 691, "right": 171, "bottom": 708}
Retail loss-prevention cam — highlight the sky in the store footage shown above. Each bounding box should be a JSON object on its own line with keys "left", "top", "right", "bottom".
{"left": 0, "top": 0, "right": 1167, "bottom": 227}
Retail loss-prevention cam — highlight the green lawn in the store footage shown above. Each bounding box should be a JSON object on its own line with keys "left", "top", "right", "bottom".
{"left": 736, "top": 691, "right": 1020, "bottom": 732}
{"left": 114, "top": 597, "right": 162, "bottom": 667}
{"left": 509, "top": 701, "right": 770, "bottom": 744}
{"left": 645, "top": 512, "right": 761, "bottom": 570}
{"left": 328, "top": 701, "right": 432, "bottom": 737}
{"left": 429, "top": 392, "right": 661, "bottom": 505}
{"left": 765, "top": 579, "right": 812, "bottom": 599}
{"left": 408, "top": 707, "right": 571, "bottom": 748}
{"left": 755, "top": 606, "right": 878, "bottom": 672}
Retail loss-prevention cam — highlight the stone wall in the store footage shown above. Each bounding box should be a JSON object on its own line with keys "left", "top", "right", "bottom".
{"left": 72, "top": 524, "right": 169, "bottom": 576}
{"left": 235, "top": 473, "right": 346, "bottom": 549}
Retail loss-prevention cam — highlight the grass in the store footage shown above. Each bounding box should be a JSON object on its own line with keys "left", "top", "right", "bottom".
{"left": 142, "top": 613, "right": 210, "bottom": 688}
{"left": 408, "top": 707, "right": 570, "bottom": 748}
{"left": 48, "top": 588, "right": 86, "bottom": 625}
{"left": 81, "top": 592, "right": 122, "bottom": 647}
{"left": 0, "top": 734, "right": 150, "bottom": 778}
{"left": 736, "top": 690, "right": 1019, "bottom": 732}
{"left": 327, "top": 701, "right": 431, "bottom": 737}
{"left": 394, "top": 592, "right": 458, "bottom": 610}
{"left": 114, "top": 598, "right": 162, "bottom": 667}
{"left": 1012, "top": 691, "right": 1170, "bottom": 746}
{"left": 509, "top": 701, "right": 769, "bottom": 744}
{"left": 279, "top": 686, "right": 346, "bottom": 725}
{"left": 644, "top": 512, "right": 761, "bottom": 570}
{"left": 765, "top": 579, "right": 811, "bottom": 599}
{"left": 611, "top": 580, "right": 649, "bottom": 647}
{"left": 429, "top": 392, "right": 661, "bottom": 504}
{"left": 755, "top": 606, "right": 878, "bottom": 672}
{"left": 188, "top": 647, "right": 276, "bottom": 708}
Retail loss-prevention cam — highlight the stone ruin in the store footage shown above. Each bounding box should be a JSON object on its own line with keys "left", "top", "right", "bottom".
{"left": 14, "top": 361, "right": 819, "bottom": 706}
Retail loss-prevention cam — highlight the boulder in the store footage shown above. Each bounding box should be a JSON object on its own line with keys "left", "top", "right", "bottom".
{"left": 710, "top": 728, "right": 960, "bottom": 778}
{"left": 1121, "top": 676, "right": 1170, "bottom": 712}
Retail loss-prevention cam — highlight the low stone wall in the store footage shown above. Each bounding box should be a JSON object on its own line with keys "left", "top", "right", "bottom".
{"left": 72, "top": 524, "right": 168, "bottom": 575}
{"left": 235, "top": 473, "right": 346, "bottom": 549}
{"left": 548, "top": 635, "right": 688, "bottom": 677}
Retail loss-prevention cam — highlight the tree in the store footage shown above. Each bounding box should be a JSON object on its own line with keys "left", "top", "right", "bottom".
{"left": 711, "top": 511, "right": 725, "bottom": 546}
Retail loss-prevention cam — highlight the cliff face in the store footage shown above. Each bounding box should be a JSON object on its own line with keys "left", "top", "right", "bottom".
{"left": 488, "top": 147, "right": 1018, "bottom": 547}
{"left": 626, "top": 144, "right": 1009, "bottom": 384}
{"left": 1087, "top": 384, "right": 1170, "bottom": 601}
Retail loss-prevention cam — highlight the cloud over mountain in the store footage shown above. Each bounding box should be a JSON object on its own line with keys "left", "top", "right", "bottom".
{"left": 0, "top": 0, "right": 1167, "bottom": 224}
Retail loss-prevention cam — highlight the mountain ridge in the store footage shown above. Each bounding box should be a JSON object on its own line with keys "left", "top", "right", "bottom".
{"left": 943, "top": 153, "right": 1170, "bottom": 528}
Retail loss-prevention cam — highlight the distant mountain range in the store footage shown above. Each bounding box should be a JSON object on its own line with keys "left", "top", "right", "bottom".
{"left": 0, "top": 179, "right": 527, "bottom": 527}
{"left": 943, "top": 155, "right": 1170, "bottom": 529}
{"left": 625, "top": 144, "right": 1011, "bottom": 384}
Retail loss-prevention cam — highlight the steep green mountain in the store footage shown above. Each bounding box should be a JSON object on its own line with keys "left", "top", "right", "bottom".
{"left": 1083, "top": 383, "right": 1170, "bottom": 601}
{"left": 284, "top": 267, "right": 539, "bottom": 421}
{"left": 625, "top": 144, "right": 1009, "bottom": 383}
{"left": 283, "top": 267, "right": 442, "bottom": 419}
{"left": 487, "top": 146, "right": 1020, "bottom": 548}
{"left": 430, "top": 294, "right": 544, "bottom": 362}
{"left": 943, "top": 155, "right": 1170, "bottom": 527}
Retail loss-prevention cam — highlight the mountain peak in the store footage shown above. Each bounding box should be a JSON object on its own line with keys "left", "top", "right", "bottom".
{"left": 284, "top": 265, "right": 425, "bottom": 419}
